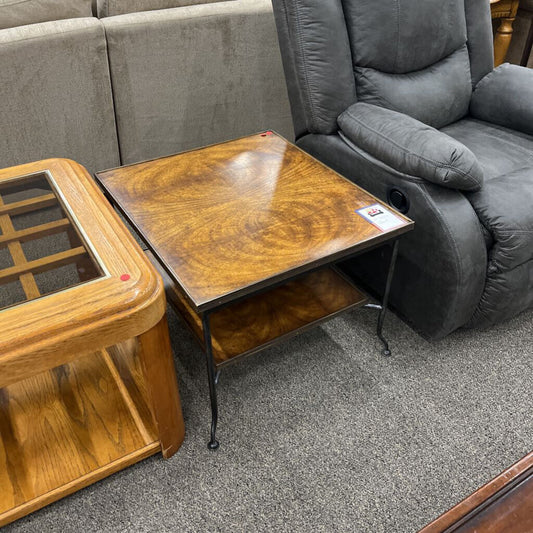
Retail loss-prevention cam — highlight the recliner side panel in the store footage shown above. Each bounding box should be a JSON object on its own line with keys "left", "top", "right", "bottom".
{"left": 298, "top": 133, "right": 487, "bottom": 339}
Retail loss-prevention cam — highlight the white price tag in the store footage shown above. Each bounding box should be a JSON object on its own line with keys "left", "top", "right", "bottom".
{"left": 356, "top": 203, "right": 404, "bottom": 232}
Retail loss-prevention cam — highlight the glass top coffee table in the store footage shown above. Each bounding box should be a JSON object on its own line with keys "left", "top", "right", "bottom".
{"left": 96, "top": 132, "right": 414, "bottom": 449}
{"left": 0, "top": 158, "right": 184, "bottom": 526}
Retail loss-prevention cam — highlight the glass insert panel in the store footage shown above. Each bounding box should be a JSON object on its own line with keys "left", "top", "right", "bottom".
{"left": 0, "top": 172, "right": 105, "bottom": 311}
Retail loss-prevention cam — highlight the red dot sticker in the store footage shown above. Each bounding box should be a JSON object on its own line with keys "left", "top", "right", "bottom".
{"left": 261, "top": 131, "right": 273, "bottom": 137}
{"left": 120, "top": 274, "right": 131, "bottom": 281}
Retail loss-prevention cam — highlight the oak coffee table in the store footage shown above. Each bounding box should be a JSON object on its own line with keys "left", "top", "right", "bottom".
{"left": 0, "top": 159, "right": 184, "bottom": 526}
{"left": 96, "top": 132, "right": 414, "bottom": 449}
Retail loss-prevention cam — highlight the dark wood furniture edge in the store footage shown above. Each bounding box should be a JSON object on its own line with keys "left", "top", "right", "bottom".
{"left": 419, "top": 451, "right": 533, "bottom": 533}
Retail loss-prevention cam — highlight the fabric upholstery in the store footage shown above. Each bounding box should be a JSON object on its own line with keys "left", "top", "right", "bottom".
{"left": 468, "top": 169, "right": 533, "bottom": 273}
{"left": 466, "top": 170, "right": 533, "bottom": 327}
{"left": 0, "top": 18, "right": 119, "bottom": 174}
{"left": 0, "top": 0, "right": 91, "bottom": 29}
{"left": 355, "top": 45, "right": 472, "bottom": 129}
{"left": 96, "top": 0, "right": 227, "bottom": 18}
{"left": 464, "top": 0, "right": 494, "bottom": 86}
{"left": 468, "top": 260, "right": 533, "bottom": 328}
{"left": 297, "top": 133, "right": 487, "bottom": 340}
{"left": 103, "top": 0, "right": 292, "bottom": 165}
{"left": 338, "top": 103, "right": 483, "bottom": 191}
{"left": 271, "top": 0, "right": 356, "bottom": 135}
{"left": 271, "top": 0, "right": 307, "bottom": 139}
{"left": 442, "top": 118, "right": 533, "bottom": 180}
{"left": 273, "top": 0, "right": 533, "bottom": 336}
{"left": 342, "top": 0, "right": 466, "bottom": 73}
{"left": 470, "top": 63, "right": 533, "bottom": 136}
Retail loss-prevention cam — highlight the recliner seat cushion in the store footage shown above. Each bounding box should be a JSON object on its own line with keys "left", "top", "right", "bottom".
{"left": 441, "top": 117, "right": 533, "bottom": 180}
{"left": 0, "top": 0, "right": 91, "bottom": 29}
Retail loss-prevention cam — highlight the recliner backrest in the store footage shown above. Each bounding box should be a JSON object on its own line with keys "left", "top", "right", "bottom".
{"left": 272, "top": 0, "right": 494, "bottom": 137}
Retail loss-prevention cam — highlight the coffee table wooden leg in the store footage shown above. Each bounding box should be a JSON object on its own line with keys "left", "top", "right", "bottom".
{"left": 138, "top": 315, "right": 185, "bottom": 458}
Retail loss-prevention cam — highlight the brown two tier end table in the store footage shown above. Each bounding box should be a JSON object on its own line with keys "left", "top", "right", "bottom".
{"left": 0, "top": 159, "right": 184, "bottom": 526}
{"left": 96, "top": 132, "right": 414, "bottom": 449}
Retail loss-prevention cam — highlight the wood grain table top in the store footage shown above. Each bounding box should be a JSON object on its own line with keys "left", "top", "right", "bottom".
{"left": 0, "top": 159, "right": 166, "bottom": 385}
{"left": 96, "top": 133, "right": 413, "bottom": 312}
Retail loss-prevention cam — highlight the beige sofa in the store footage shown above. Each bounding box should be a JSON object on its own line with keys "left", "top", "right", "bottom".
{"left": 0, "top": 0, "right": 293, "bottom": 174}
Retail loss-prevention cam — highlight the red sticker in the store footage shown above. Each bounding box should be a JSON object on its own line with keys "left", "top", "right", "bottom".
{"left": 120, "top": 274, "right": 131, "bottom": 281}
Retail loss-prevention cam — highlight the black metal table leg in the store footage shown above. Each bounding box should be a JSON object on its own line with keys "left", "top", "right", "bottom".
{"left": 202, "top": 313, "right": 219, "bottom": 450}
{"left": 376, "top": 240, "right": 400, "bottom": 357}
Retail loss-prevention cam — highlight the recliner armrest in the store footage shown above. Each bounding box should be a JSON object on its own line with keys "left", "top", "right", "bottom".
{"left": 337, "top": 103, "right": 484, "bottom": 191}
{"left": 470, "top": 63, "right": 533, "bottom": 137}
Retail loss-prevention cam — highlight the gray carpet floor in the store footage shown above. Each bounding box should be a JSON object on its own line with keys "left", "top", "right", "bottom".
{"left": 5, "top": 297, "right": 532, "bottom": 532}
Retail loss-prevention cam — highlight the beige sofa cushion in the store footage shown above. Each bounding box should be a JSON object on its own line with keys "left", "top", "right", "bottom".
{"left": 0, "top": 18, "right": 120, "bottom": 173}
{"left": 97, "top": 0, "right": 228, "bottom": 18}
{"left": 0, "top": 0, "right": 92, "bottom": 29}
{"left": 103, "top": 0, "right": 292, "bottom": 164}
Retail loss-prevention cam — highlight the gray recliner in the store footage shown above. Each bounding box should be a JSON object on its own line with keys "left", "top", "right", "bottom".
{"left": 271, "top": 0, "right": 533, "bottom": 339}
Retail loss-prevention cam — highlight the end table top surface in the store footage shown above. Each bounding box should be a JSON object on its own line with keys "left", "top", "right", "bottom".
{"left": 96, "top": 133, "right": 413, "bottom": 312}
{"left": 0, "top": 158, "right": 165, "bottom": 377}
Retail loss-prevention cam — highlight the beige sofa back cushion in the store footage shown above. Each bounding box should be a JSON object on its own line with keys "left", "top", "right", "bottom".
{"left": 97, "top": 0, "right": 229, "bottom": 18}
{"left": 103, "top": 0, "right": 292, "bottom": 164}
{"left": 0, "top": 18, "right": 120, "bottom": 173}
{"left": 0, "top": 0, "right": 92, "bottom": 29}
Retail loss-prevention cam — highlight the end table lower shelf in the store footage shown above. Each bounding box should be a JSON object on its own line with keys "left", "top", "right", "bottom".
{"left": 147, "top": 252, "right": 368, "bottom": 367}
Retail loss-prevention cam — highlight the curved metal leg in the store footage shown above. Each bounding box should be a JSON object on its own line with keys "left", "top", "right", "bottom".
{"left": 202, "top": 313, "right": 219, "bottom": 450}
{"left": 376, "top": 240, "right": 399, "bottom": 357}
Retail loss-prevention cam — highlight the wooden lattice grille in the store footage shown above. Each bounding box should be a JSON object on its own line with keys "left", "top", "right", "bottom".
{"left": 0, "top": 172, "right": 103, "bottom": 311}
